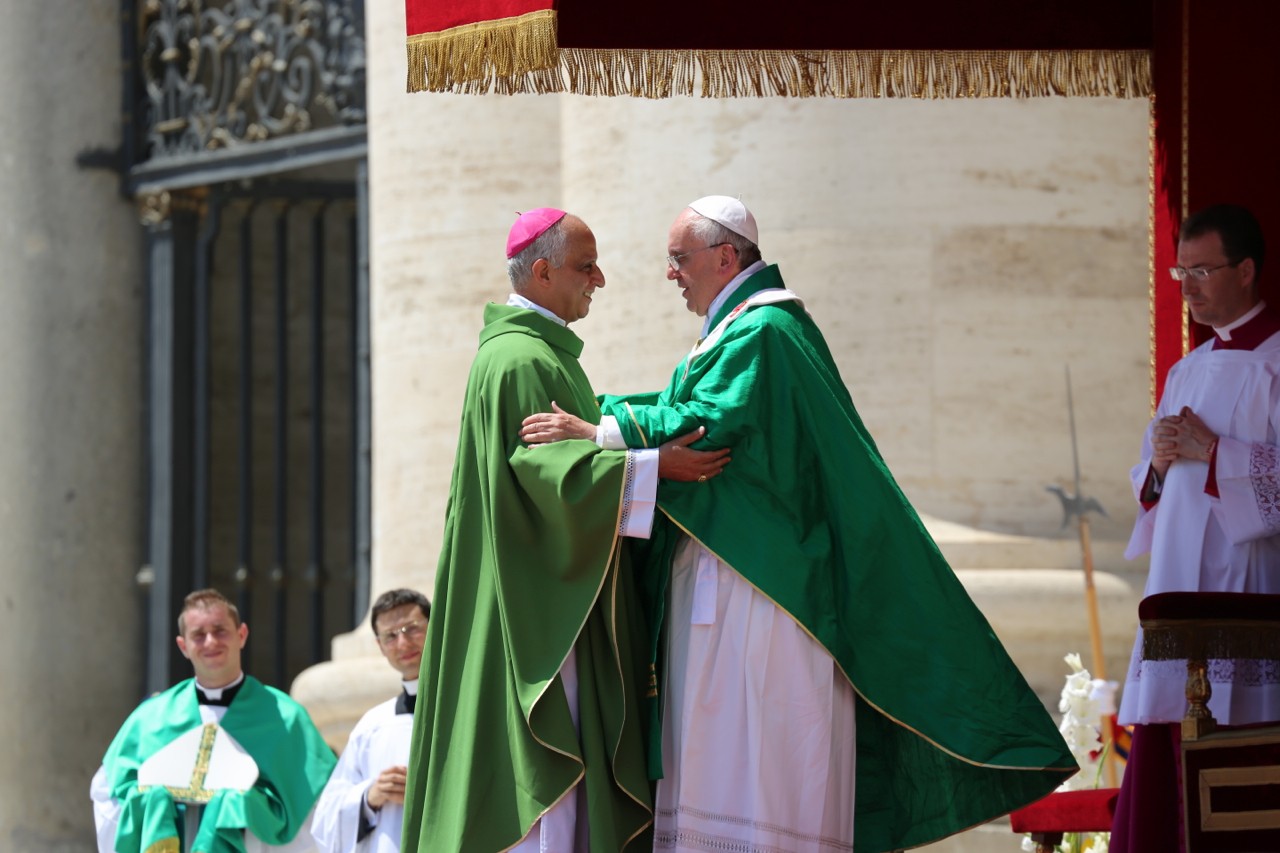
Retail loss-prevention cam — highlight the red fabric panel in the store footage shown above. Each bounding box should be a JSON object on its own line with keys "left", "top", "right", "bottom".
{"left": 405, "top": 0, "right": 553, "bottom": 38}
{"left": 1150, "top": 1, "right": 1186, "bottom": 405}
{"left": 1009, "top": 788, "right": 1120, "bottom": 832}
{"left": 554, "top": 1, "right": 1152, "bottom": 50}
{"left": 1110, "top": 724, "right": 1183, "bottom": 853}
{"left": 1184, "top": 0, "right": 1280, "bottom": 337}
{"left": 1151, "top": 0, "right": 1280, "bottom": 397}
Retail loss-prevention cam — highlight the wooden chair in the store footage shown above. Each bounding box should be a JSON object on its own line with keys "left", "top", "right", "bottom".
{"left": 1139, "top": 591, "right": 1280, "bottom": 852}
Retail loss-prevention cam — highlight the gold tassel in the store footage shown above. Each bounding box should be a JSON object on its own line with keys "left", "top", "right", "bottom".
{"left": 406, "top": 16, "right": 1152, "bottom": 100}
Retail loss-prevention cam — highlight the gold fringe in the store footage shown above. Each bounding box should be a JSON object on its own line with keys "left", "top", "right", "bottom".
{"left": 406, "top": 10, "right": 562, "bottom": 96}
{"left": 407, "top": 14, "right": 1151, "bottom": 99}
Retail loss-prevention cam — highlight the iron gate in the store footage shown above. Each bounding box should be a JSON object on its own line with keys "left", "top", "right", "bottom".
{"left": 120, "top": 0, "right": 370, "bottom": 694}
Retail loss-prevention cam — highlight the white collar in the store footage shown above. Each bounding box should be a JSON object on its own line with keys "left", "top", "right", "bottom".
{"left": 1214, "top": 300, "right": 1266, "bottom": 341}
{"left": 507, "top": 293, "right": 566, "bottom": 327}
{"left": 402, "top": 678, "right": 419, "bottom": 696}
{"left": 701, "top": 260, "right": 768, "bottom": 337}
{"left": 195, "top": 672, "right": 245, "bottom": 700}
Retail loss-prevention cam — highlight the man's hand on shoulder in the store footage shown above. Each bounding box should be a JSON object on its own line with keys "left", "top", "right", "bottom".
{"left": 521, "top": 401, "right": 595, "bottom": 445}
{"left": 365, "top": 765, "right": 408, "bottom": 810}
{"left": 658, "top": 426, "right": 731, "bottom": 482}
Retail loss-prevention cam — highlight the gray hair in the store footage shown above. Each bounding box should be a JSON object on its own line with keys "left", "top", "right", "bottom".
{"left": 507, "top": 218, "right": 572, "bottom": 290}
{"left": 687, "top": 214, "right": 762, "bottom": 269}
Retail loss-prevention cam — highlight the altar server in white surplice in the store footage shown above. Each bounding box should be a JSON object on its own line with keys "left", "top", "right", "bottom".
{"left": 1113, "top": 204, "right": 1280, "bottom": 853}
{"left": 311, "top": 589, "right": 430, "bottom": 853}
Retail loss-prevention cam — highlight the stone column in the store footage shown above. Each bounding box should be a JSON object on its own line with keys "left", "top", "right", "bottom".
{"left": 0, "top": 1, "right": 143, "bottom": 848}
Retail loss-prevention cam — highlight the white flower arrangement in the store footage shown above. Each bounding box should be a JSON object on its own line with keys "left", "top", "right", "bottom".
{"left": 1020, "top": 653, "right": 1116, "bottom": 853}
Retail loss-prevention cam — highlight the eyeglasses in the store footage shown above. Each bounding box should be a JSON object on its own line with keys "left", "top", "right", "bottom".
{"left": 1168, "top": 261, "right": 1240, "bottom": 282}
{"left": 376, "top": 620, "right": 426, "bottom": 647}
{"left": 666, "top": 243, "right": 730, "bottom": 271}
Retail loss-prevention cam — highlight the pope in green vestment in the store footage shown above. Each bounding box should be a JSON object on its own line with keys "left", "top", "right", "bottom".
{"left": 526, "top": 198, "right": 1077, "bottom": 852}
{"left": 97, "top": 676, "right": 335, "bottom": 853}
{"left": 401, "top": 211, "right": 666, "bottom": 852}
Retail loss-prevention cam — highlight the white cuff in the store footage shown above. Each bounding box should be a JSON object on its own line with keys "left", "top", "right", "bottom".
{"left": 596, "top": 416, "right": 628, "bottom": 449}
{"left": 619, "top": 449, "right": 658, "bottom": 538}
{"left": 361, "top": 786, "right": 380, "bottom": 826}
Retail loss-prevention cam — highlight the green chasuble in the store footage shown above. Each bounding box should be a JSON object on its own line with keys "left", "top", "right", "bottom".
{"left": 400, "top": 304, "right": 652, "bottom": 852}
{"left": 101, "top": 676, "right": 336, "bottom": 853}
{"left": 600, "top": 266, "right": 1076, "bottom": 852}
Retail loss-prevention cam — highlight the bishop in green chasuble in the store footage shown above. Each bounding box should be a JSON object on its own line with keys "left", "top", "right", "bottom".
{"left": 401, "top": 211, "right": 658, "bottom": 852}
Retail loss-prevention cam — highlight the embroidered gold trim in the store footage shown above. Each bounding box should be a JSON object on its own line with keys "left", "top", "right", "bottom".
{"left": 137, "top": 723, "right": 220, "bottom": 805}
{"left": 407, "top": 13, "right": 1151, "bottom": 99}
{"left": 623, "top": 402, "right": 650, "bottom": 449}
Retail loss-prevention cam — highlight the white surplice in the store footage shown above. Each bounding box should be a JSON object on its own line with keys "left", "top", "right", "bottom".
{"left": 311, "top": 695, "right": 413, "bottom": 853}
{"left": 1119, "top": 333, "right": 1280, "bottom": 727}
{"left": 654, "top": 536, "right": 856, "bottom": 853}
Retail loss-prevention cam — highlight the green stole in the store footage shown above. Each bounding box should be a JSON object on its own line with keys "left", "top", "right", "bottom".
{"left": 101, "top": 676, "right": 335, "bottom": 853}
{"left": 400, "top": 304, "right": 652, "bottom": 852}
{"left": 601, "top": 266, "right": 1076, "bottom": 852}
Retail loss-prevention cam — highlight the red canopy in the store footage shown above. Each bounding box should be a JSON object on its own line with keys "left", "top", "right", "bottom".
{"left": 405, "top": 1, "right": 1152, "bottom": 97}
{"left": 403, "top": 0, "right": 1280, "bottom": 405}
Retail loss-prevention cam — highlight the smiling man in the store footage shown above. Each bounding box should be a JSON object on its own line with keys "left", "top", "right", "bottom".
{"left": 398, "top": 209, "right": 728, "bottom": 853}
{"left": 1112, "top": 204, "right": 1280, "bottom": 852}
{"left": 90, "top": 589, "right": 336, "bottom": 853}
{"left": 312, "top": 589, "right": 430, "bottom": 853}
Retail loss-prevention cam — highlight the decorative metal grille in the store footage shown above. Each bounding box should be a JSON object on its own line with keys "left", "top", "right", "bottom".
{"left": 139, "top": 0, "right": 365, "bottom": 161}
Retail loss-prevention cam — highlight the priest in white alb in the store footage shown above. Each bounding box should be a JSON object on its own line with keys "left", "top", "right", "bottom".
{"left": 1112, "top": 204, "right": 1280, "bottom": 853}
{"left": 311, "top": 589, "right": 430, "bottom": 853}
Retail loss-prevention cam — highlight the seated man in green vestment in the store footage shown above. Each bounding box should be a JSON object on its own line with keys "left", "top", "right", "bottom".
{"left": 90, "top": 589, "right": 336, "bottom": 853}
{"left": 399, "top": 208, "right": 728, "bottom": 853}
{"left": 520, "top": 196, "right": 1077, "bottom": 852}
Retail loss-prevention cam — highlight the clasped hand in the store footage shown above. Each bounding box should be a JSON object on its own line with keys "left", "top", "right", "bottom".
{"left": 1151, "top": 406, "right": 1217, "bottom": 477}
{"left": 521, "top": 402, "right": 731, "bottom": 483}
{"left": 365, "top": 764, "right": 408, "bottom": 810}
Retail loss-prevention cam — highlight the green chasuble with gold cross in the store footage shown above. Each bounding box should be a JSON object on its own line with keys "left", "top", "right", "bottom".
{"left": 400, "top": 304, "right": 653, "bottom": 852}
{"left": 600, "top": 265, "right": 1077, "bottom": 853}
{"left": 100, "top": 676, "right": 336, "bottom": 853}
